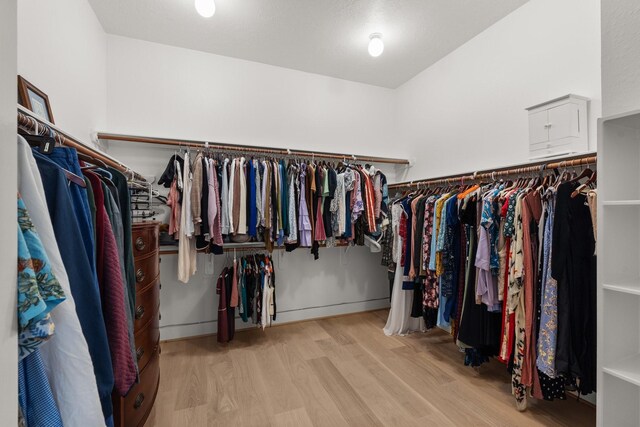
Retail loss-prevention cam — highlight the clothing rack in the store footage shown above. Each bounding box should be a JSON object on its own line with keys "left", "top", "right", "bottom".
{"left": 17, "top": 105, "right": 147, "bottom": 182}
{"left": 388, "top": 152, "right": 597, "bottom": 189}
{"left": 96, "top": 132, "right": 411, "bottom": 165}
{"left": 159, "top": 241, "right": 350, "bottom": 255}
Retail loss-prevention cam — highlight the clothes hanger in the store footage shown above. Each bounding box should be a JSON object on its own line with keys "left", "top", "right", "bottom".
{"left": 22, "top": 130, "right": 87, "bottom": 187}
{"left": 77, "top": 152, "right": 108, "bottom": 169}
{"left": 568, "top": 164, "right": 593, "bottom": 184}
{"left": 571, "top": 166, "right": 597, "bottom": 198}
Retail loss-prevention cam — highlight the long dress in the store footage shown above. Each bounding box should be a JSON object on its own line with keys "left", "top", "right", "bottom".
{"left": 384, "top": 202, "right": 425, "bottom": 336}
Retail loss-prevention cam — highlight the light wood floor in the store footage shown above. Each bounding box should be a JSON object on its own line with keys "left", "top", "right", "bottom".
{"left": 146, "top": 309, "right": 595, "bottom": 427}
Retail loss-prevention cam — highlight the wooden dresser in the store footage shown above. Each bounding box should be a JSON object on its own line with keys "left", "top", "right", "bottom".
{"left": 113, "top": 222, "right": 161, "bottom": 427}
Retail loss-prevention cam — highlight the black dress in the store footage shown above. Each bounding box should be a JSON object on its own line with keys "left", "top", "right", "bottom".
{"left": 551, "top": 182, "right": 596, "bottom": 395}
{"left": 456, "top": 197, "right": 501, "bottom": 364}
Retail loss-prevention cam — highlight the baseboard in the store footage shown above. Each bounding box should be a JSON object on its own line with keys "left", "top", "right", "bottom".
{"left": 159, "top": 297, "right": 391, "bottom": 341}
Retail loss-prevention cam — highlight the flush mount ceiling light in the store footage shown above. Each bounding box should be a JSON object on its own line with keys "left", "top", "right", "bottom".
{"left": 368, "top": 33, "right": 384, "bottom": 57}
{"left": 195, "top": 0, "right": 216, "bottom": 18}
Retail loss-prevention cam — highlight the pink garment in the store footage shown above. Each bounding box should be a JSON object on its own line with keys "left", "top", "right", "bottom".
{"left": 102, "top": 213, "right": 137, "bottom": 395}
{"left": 298, "top": 166, "right": 312, "bottom": 247}
{"left": 85, "top": 172, "right": 136, "bottom": 396}
{"left": 167, "top": 179, "right": 181, "bottom": 238}
{"left": 315, "top": 200, "right": 326, "bottom": 241}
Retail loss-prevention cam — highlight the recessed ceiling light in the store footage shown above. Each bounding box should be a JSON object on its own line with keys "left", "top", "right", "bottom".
{"left": 195, "top": 0, "right": 216, "bottom": 18}
{"left": 368, "top": 33, "right": 384, "bottom": 57}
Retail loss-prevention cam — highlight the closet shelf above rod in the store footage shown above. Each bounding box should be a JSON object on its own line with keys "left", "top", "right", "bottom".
{"left": 96, "top": 132, "right": 411, "bottom": 165}
{"left": 18, "top": 105, "right": 147, "bottom": 182}
{"left": 388, "top": 152, "right": 597, "bottom": 189}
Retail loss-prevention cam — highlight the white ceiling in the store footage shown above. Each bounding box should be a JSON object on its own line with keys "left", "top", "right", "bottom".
{"left": 88, "top": 0, "right": 529, "bottom": 88}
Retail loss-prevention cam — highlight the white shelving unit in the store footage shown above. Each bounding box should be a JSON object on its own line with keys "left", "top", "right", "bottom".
{"left": 598, "top": 109, "right": 640, "bottom": 427}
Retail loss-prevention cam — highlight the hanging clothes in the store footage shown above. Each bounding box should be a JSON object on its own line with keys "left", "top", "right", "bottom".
{"left": 17, "top": 137, "right": 105, "bottom": 426}
{"left": 383, "top": 168, "right": 597, "bottom": 410}
{"left": 178, "top": 151, "right": 197, "bottom": 283}
{"left": 384, "top": 201, "right": 425, "bottom": 336}
{"left": 31, "top": 150, "right": 115, "bottom": 422}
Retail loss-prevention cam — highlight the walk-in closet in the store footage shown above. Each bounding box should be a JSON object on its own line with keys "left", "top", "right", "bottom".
{"left": 3, "top": 0, "right": 639, "bottom": 425}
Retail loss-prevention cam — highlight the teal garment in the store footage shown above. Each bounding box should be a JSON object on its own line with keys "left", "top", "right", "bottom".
{"left": 17, "top": 196, "right": 66, "bottom": 360}
{"left": 108, "top": 168, "right": 137, "bottom": 322}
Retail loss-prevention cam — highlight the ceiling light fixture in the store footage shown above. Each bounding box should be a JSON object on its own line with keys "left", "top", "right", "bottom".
{"left": 195, "top": 0, "right": 216, "bottom": 18}
{"left": 368, "top": 33, "right": 384, "bottom": 57}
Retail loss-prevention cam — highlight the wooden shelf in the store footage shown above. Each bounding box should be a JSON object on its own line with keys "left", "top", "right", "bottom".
{"left": 602, "top": 200, "right": 640, "bottom": 206}
{"left": 603, "top": 282, "right": 640, "bottom": 296}
{"left": 603, "top": 354, "right": 640, "bottom": 388}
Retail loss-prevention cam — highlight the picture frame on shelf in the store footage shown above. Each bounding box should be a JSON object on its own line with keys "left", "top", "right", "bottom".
{"left": 18, "top": 75, "right": 54, "bottom": 124}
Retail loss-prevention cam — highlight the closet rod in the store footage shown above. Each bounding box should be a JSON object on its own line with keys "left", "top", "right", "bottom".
{"left": 159, "top": 241, "right": 349, "bottom": 255}
{"left": 96, "top": 132, "right": 411, "bottom": 165}
{"left": 17, "top": 106, "right": 147, "bottom": 182}
{"left": 388, "top": 152, "right": 597, "bottom": 189}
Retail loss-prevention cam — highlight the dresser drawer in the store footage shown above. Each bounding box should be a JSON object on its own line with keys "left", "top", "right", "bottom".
{"left": 134, "top": 309, "right": 160, "bottom": 373}
{"left": 134, "top": 278, "right": 159, "bottom": 333}
{"left": 123, "top": 351, "right": 160, "bottom": 427}
{"left": 132, "top": 226, "right": 159, "bottom": 257}
{"left": 134, "top": 251, "right": 159, "bottom": 292}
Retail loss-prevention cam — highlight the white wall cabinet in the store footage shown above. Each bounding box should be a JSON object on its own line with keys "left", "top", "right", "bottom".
{"left": 526, "top": 94, "right": 589, "bottom": 159}
{"left": 598, "top": 109, "right": 640, "bottom": 427}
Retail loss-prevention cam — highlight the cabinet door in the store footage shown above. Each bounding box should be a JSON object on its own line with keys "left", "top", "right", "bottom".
{"left": 529, "top": 110, "right": 549, "bottom": 144}
{"left": 548, "top": 102, "right": 579, "bottom": 141}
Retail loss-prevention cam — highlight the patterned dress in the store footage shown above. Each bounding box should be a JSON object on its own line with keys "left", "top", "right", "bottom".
{"left": 17, "top": 194, "right": 66, "bottom": 426}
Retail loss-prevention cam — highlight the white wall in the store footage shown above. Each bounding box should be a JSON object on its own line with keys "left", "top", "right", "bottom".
{"left": 18, "top": 0, "right": 107, "bottom": 146}
{"left": 104, "top": 37, "right": 400, "bottom": 340}
{"left": 396, "top": 0, "right": 602, "bottom": 181}
{"left": 106, "top": 35, "right": 400, "bottom": 161}
{"left": 157, "top": 249, "right": 389, "bottom": 340}
{"left": 1, "top": 0, "right": 17, "bottom": 424}
{"left": 601, "top": 0, "right": 640, "bottom": 116}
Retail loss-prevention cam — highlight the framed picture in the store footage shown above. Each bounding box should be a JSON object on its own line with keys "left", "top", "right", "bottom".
{"left": 18, "top": 75, "right": 54, "bottom": 124}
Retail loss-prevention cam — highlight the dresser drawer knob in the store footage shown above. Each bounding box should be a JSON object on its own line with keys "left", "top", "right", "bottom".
{"left": 136, "top": 347, "right": 145, "bottom": 361}
{"left": 134, "top": 393, "right": 145, "bottom": 409}
{"left": 135, "top": 237, "right": 146, "bottom": 251}
{"left": 135, "top": 305, "right": 145, "bottom": 320}
{"left": 136, "top": 269, "right": 146, "bottom": 283}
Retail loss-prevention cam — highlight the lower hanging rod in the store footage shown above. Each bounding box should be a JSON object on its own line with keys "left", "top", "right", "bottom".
{"left": 389, "top": 152, "right": 597, "bottom": 189}
{"left": 96, "top": 132, "right": 411, "bottom": 165}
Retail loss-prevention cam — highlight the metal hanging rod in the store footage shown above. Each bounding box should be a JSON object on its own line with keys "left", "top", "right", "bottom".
{"left": 96, "top": 132, "right": 411, "bottom": 165}
{"left": 18, "top": 105, "right": 147, "bottom": 182}
{"left": 388, "top": 152, "right": 597, "bottom": 189}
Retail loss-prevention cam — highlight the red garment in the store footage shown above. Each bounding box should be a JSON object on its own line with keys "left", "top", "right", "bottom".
{"left": 216, "top": 267, "right": 229, "bottom": 343}
{"left": 399, "top": 211, "right": 407, "bottom": 267}
{"left": 521, "top": 191, "right": 543, "bottom": 399}
{"left": 360, "top": 170, "right": 377, "bottom": 232}
{"left": 498, "top": 238, "right": 516, "bottom": 365}
{"left": 314, "top": 199, "right": 326, "bottom": 241}
{"left": 85, "top": 172, "right": 137, "bottom": 396}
